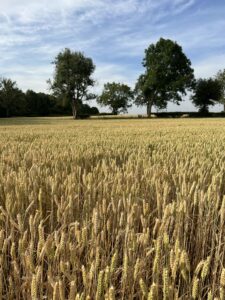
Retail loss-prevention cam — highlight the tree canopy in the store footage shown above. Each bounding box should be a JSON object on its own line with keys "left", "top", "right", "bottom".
{"left": 49, "top": 48, "right": 96, "bottom": 119}
{"left": 25, "top": 90, "right": 56, "bottom": 116}
{"left": 216, "top": 69, "right": 225, "bottom": 111}
{"left": 192, "top": 78, "right": 222, "bottom": 113}
{"left": 0, "top": 77, "right": 99, "bottom": 118}
{"left": 1, "top": 44, "right": 225, "bottom": 118}
{"left": 135, "top": 38, "right": 195, "bottom": 116}
{"left": 97, "top": 82, "right": 133, "bottom": 115}
{"left": 0, "top": 78, "right": 25, "bottom": 117}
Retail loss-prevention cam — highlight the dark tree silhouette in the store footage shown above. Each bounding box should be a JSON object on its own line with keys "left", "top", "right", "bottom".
{"left": 192, "top": 78, "right": 222, "bottom": 113}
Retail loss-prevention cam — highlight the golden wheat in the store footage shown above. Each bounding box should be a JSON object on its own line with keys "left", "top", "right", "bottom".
{"left": 0, "top": 117, "right": 225, "bottom": 299}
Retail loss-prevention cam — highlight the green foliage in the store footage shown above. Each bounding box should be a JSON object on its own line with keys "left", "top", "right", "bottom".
{"left": 25, "top": 90, "right": 56, "bottom": 116}
{"left": 135, "top": 38, "right": 195, "bottom": 116}
{"left": 54, "top": 95, "right": 99, "bottom": 116}
{"left": 97, "top": 82, "right": 133, "bottom": 115}
{"left": 0, "top": 78, "right": 25, "bottom": 117}
{"left": 216, "top": 69, "right": 225, "bottom": 110}
{"left": 49, "top": 48, "right": 95, "bottom": 119}
{"left": 0, "top": 77, "right": 99, "bottom": 118}
{"left": 79, "top": 103, "right": 99, "bottom": 115}
{"left": 192, "top": 78, "right": 222, "bottom": 113}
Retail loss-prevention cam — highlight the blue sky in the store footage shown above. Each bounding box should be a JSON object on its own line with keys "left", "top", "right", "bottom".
{"left": 0, "top": 0, "right": 225, "bottom": 113}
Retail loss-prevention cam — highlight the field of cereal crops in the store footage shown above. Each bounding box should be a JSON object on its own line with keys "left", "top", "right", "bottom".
{"left": 1, "top": 117, "right": 225, "bottom": 300}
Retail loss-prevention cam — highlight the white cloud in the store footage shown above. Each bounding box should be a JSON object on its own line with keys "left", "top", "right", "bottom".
{"left": 0, "top": 0, "right": 196, "bottom": 23}
{"left": 1, "top": 64, "right": 52, "bottom": 92}
{"left": 194, "top": 54, "right": 225, "bottom": 79}
{"left": 1, "top": 0, "right": 225, "bottom": 113}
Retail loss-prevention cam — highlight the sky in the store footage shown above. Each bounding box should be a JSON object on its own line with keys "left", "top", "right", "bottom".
{"left": 0, "top": 0, "right": 225, "bottom": 113}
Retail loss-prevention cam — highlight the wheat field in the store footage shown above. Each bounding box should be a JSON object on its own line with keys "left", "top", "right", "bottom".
{"left": 0, "top": 117, "right": 225, "bottom": 300}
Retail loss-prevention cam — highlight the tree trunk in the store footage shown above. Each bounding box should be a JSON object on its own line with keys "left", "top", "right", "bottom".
{"left": 72, "top": 98, "right": 77, "bottom": 119}
{"left": 199, "top": 105, "right": 208, "bottom": 115}
{"left": 224, "top": 102, "right": 225, "bottom": 112}
{"left": 147, "top": 100, "right": 153, "bottom": 118}
{"left": 112, "top": 108, "right": 118, "bottom": 115}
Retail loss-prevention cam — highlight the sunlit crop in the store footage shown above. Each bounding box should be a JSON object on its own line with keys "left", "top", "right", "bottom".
{"left": 0, "top": 117, "right": 225, "bottom": 299}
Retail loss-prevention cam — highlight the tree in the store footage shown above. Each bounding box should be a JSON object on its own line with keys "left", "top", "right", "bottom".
{"left": 78, "top": 103, "right": 99, "bottom": 115}
{"left": 52, "top": 93, "right": 99, "bottom": 116}
{"left": 49, "top": 48, "right": 95, "bottom": 119}
{"left": 135, "top": 38, "right": 195, "bottom": 117}
{"left": 0, "top": 78, "right": 25, "bottom": 117}
{"left": 25, "top": 90, "right": 56, "bottom": 116}
{"left": 216, "top": 69, "right": 225, "bottom": 111}
{"left": 97, "top": 82, "right": 133, "bottom": 115}
{"left": 192, "top": 78, "right": 222, "bottom": 113}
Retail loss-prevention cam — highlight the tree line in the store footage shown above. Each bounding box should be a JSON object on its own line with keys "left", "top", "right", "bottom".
{"left": 1, "top": 38, "right": 225, "bottom": 118}
{"left": 0, "top": 81, "right": 99, "bottom": 118}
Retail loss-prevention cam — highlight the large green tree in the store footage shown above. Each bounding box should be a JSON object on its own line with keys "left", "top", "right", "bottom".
{"left": 216, "top": 69, "right": 225, "bottom": 111}
{"left": 135, "top": 38, "right": 195, "bottom": 117}
{"left": 192, "top": 78, "right": 222, "bottom": 113}
{"left": 0, "top": 78, "right": 25, "bottom": 117}
{"left": 97, "top": 82, "right": 133, "bottom": 115}
{"left": 49, "top": 48, "right": 95, "bottom": 119}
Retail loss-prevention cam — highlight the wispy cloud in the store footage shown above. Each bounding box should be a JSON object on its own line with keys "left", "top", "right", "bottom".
{"left": 0, "top": 0, "right": 224, "bottom": 112}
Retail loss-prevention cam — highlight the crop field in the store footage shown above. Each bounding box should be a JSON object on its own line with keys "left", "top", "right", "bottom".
{"left": 1, "top": 117, "right": 225, "bottom": 300}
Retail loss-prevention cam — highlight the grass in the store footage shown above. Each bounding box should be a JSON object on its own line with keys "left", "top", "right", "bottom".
{"left": 0, "top": 117, "right": 225, "bottom": 299}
